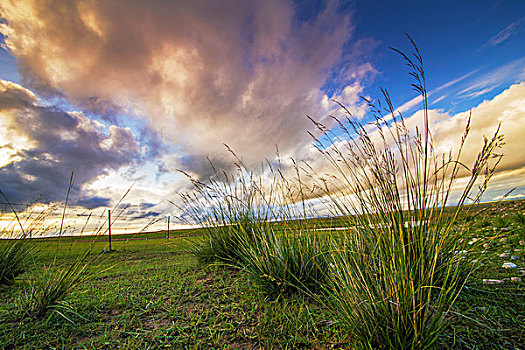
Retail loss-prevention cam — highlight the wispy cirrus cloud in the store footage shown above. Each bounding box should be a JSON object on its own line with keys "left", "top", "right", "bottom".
{"left": 456, "top": 57, "right": 525, "bottom": 100}
{"left": 376, "top": 68, "right": 479, "bottom": 120}
{"left": 480, "top": 15, "right": 525, "bottom": 50}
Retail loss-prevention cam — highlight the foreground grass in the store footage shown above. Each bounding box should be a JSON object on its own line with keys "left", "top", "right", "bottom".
{"left": 0, "top": 200, "right": 524, "bottom": 349}
{"left": 0, "top": 236, "right": 347, "bottom": 349}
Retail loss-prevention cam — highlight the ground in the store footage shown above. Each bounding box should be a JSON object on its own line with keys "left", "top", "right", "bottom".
{"left": 1, "top": 200, "right": 524, "bottom": 349}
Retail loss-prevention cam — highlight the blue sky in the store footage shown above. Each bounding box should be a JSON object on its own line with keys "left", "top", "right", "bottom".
{"left": 0, "top": 0, "right": 524, "bottom": 232}
{"left": 333, "top": 1, "right": 525, "bottom": 114}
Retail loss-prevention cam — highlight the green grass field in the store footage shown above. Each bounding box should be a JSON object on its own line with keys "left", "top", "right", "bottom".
{"left": 1, "top": 200, "right": 524, "bottom": 349}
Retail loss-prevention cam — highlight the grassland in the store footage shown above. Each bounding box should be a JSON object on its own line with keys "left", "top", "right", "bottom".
{"left": 1, "top": 40, "right": 522, "bottom": 349}
{"left": 0, "top": 199, "right": 523, "bottom": 349}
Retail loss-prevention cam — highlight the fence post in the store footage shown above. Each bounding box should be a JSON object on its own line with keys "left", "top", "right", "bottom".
{"left": 108, "top": 209, "right": 112, "bottom": 252}
{"left": 167, "top": 216, "right": 170, "bottom": 240}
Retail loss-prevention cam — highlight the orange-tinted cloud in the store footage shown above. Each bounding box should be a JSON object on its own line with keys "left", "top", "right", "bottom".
{"left": 0, "top": 0, "right": 364, "bottom": 176}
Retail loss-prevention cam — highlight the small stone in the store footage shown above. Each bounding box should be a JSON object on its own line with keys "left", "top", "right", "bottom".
{"left": 481, "top": 250, "right": 487, "bottom": 254}
{"left": 483, "top": 279, "right": 504, "bottom": 285}
{"left": 511, "top": 255, "right": 518, "bottom": 260}
{"left": 500, "top": 252, "right": 510, "bottom": 258}
{"left": 468, "top": 238, "right": 479, "bottom": 245}
{"left": 471, "top": 259, "right": 479, "bottom": 264}
{"left": 502, "top": 262, "right": 518, "bottom": 269}
{"left": 483, "top": 243, "right": 490, "bottom": 248}
{"left": 520, "top": 240, "right": 525, "bottom": 246}
{"left": 500, "top": 237, "right": 507, "bottom": 243}
{"left": 511, "top": 277, "right": 522, "bottom": 283}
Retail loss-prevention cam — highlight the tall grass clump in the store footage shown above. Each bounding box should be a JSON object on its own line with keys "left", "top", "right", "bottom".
{"left": 3, "top": 173, "right": 112, "bottom": 320}
{"left": 238, "top": 224, "right": 328, "bottom": 296}
{"left": 310, "top": 37, "right": 504, "bottom": 349}
{"left": 176, "top": 155, "right": 276, "bottom": 264}
{"left": 18, "top": 249, "right": 96, "bottom": 320}
{"left": 0, "top": 235, "right": 32, "bottom": 286}
{"left": 177, "top": 150, "right": 328, "bottom": 296}
{"left": 0, "top": 190, "right": 35, "bottom": 286}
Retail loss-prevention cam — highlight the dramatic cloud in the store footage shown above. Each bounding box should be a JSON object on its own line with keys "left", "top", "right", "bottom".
{"left": 0, "top": 0, "right": 370, "bottom": 180}
{"left": 0, "top": 79, "right": 143, "bottom": 206}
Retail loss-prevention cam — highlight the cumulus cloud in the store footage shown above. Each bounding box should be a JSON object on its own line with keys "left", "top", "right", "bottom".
{"left": 0, "top": 0, "right": 365, "bottom": 179}
{"left": 0, "top": 79, "right": 144, "bottom": 207}
{"left": 302, "top": 82, "right": 525, "bottom": 204}
{"left": 426, "top": 82, "right": 525, "bottom": 175}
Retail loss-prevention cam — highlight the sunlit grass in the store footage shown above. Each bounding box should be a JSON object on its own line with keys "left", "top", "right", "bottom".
{"left": 307, "top": 37, "right": 504, "bottom": 349}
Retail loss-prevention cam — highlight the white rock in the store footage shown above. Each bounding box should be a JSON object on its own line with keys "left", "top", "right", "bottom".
{"left": 483, "top": 279, "right": 504, "bottom": 285}
{"left": 502, "top": 262, "right": 518, "bottom": 269}
{"left": 499, "top": 252, "right": 510, "bottom": 258}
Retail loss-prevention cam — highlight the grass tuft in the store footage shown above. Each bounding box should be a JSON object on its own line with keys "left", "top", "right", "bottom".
{"left": 0, "top": 236, "right": 33, "bottom": 286}
{"left": 0, "top": 189, "right": 35, "bottom": 286}
{"left": 177, "top": 149, "right": 329, "bottom": 296}
{"left": 238, "top": 225, "right": 328, "bottom": 297}
{"left": 18, "top": 250, "right": 95, "bottom": 321}
{"left": 308, "top": 36, "right": 504, "bottom": 349}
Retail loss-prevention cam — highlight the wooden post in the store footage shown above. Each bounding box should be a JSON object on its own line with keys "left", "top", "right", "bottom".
{"left": 108, "top": 209, "right": 112, "bottom": 252}
{"left": 167, "top": 216, "right": 170, "bottom": 240}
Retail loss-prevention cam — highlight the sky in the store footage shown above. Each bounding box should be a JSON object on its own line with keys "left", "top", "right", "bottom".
{"left": 0, "top": 0, "right": 524, "bottom": 235}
